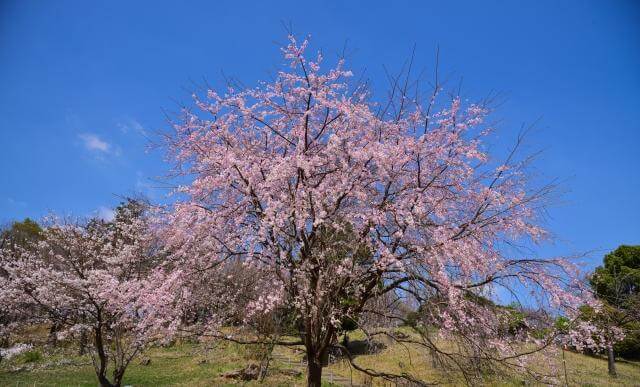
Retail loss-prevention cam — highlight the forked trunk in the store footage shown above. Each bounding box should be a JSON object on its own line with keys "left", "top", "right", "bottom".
{"left": 97, "top": 375, "right": 115, "bottom": 387}
{"left": 113, "top": 367, "right": 125, "bottom": 387}
{"left": 94, "top": 326, "right": 116, "bottom": 387}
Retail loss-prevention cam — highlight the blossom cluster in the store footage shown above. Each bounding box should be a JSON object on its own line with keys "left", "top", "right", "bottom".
{"left": 152, "top": 35, "right": 600, "bottom": 372}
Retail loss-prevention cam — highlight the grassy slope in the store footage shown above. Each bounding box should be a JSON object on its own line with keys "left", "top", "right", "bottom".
{"left": 1, "top": 330, "right": 639, "bottom": 386}
{"left": 323, "top": 338, "right": 640, "bottom": 386}
{"left": 0, "top": 342, "right": 307, "bottom": 387}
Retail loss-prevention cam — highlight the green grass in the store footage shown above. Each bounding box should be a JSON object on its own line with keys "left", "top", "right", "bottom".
{"left": 18, "top": 350, "right": 43, "bottom": 364}
{"left": 1, "top": 341, "right": 305, "bottom": 386}
{"left": 323, "top": 337, "right": 640, "bottom": 386}
{"left": 2, "top": 329, "right": 639, "bottom": 386}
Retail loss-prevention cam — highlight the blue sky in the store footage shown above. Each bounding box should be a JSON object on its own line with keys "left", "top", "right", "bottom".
{"left": 1, "top": 0, "right": 638, "bottom": 269}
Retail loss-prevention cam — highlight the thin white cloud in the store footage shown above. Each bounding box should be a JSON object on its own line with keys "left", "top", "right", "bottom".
{"left": 96, "top": 206, "right": 115, "bottom": 221}
{"left": 118, "top": 118, "right": 147, "bottom": 136}
{"left": 79, "top": 133, "right": 111, "bottom": 153}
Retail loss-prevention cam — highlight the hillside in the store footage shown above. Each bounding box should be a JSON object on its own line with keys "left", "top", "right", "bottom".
{"left": 2, "top": 329, "right": 639, "bottom": 386}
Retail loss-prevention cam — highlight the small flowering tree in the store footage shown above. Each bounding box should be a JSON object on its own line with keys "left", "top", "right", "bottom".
{"left": 0, "top": 219, "right": 43, "bottom": 349}
{"left": 157, "top": 36, "right": 595, "bottom": 386}
{"left": 0, "top": 200, "right": 159, "bottom": 387}
{"left": 585, "top": 245, "right": 640, "bottom": 376}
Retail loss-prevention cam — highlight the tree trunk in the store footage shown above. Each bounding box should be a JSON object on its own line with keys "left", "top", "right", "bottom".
{"left": 97, "top": 369, "right": 114, "bottom": 387}
{"left": 113, "top": 367, "right": 125, "bottom": 387}
{"left": 306, "top": 356, "right": 323, "bottom": 387}
{"left": 47, "top": 322, "right": 59, "bottom": 348}
{"left": 94, "top": 326, "right": 115, "bottom": 387}
{"left": 607, "top": 344, "right": 617, "bottom": 377}
{"left": 78, "top": 330, "right": 87, "bottom": 356}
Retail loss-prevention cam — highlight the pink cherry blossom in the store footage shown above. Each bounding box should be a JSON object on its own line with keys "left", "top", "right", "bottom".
{"left": 150, "top": 36, "right": 599, "bottom": 386}
{"left": 0, "top": 201, "right": 159, "bottom": 387}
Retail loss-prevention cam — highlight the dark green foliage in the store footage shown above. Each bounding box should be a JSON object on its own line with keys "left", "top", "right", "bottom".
{"left": 590, "top": 245, "right": 640, "bottom": 307}
{"left": 0, "top": 218, "right": 42, "bottom": 251}
{"left": 339, "top": 316, "right": 358, "bottom": 332}
{"left": 615, "top": 329, "right": 640, "bottom": 358}
{"left": 464, "top": 292, "right": 497, "bottom": 308}
{"left": 555, "top": 316, "right": 571, "bottom": 333}
{"left": 505, "top": 308, "right": 527, "bottom": 335}
{"left": 589, "top": 245, "right": 640, "bottom": 359}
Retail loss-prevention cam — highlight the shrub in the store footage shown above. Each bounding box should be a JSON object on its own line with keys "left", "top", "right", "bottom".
{"left": 20, "top": 349, "right": 42, "bottom": 363}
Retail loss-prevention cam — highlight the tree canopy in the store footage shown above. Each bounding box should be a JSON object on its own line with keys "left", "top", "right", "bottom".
{"left": 588, "top": 245, "right": 640, "bottom": 361}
